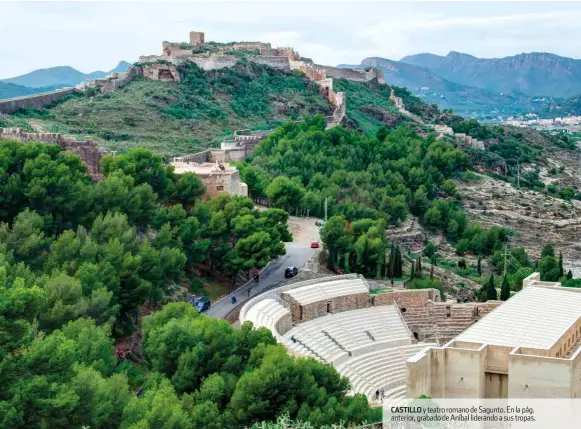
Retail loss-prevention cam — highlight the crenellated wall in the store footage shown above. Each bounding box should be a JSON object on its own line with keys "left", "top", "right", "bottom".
{"left": 0, "top": 88, "right": 76, "bottom": 114}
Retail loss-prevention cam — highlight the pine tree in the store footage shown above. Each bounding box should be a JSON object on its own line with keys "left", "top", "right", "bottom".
{"left": 486, "top": 274, "right": 497, "bottom": 301}
{"left": 500, "top": 274, "right": 510, "bottom": 301}
{"left": 559, "top": 252, "right": 564, "bottom": 278}
{"left": 477, "top": 257, "right": 482, "bottom": 276}
{"left": 567, "top": 270, "right": 573, "bottom": 280}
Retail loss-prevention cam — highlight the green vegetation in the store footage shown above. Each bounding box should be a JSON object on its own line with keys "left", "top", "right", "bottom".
{"left": 332, "top": 78, "right": 404, "bottom": 134}
{"left": 242, "top": 116, "right": 469, "bottom": 223}
{"left": 0, "top": 139, "right": 379, "bottom": 428}
{"left": 8, "top": 62, "right": 333, "bottom": 156}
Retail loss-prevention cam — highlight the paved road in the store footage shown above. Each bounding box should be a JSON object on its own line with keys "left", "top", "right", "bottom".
{"left": 206, "top": 216, "right": 320, "bottom": 319}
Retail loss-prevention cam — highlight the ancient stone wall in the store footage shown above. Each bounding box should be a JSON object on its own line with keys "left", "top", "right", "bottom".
{"left": 189, "top": 31, "right": 205, "bottom": 45}
{"left": 250, "top": 56, "right": 291, "bottom": 71}
{"left": 275, "top": 312, "right": 293, "bottom": 335}
{"left": 281, "top": 292, "right": 370, "bottom": 323}
{"left": 319, "top": 65, "right": 385, "bottom": 83}
{"left": 0, "top": 88, "right": 76, "bottom": 114}
{"left": 374, "top": 288, "right": 501, "bottom": 344}
{"left": 135, "top": 63, "right": 180, "bottom": 82}
{"left": 188, "top": 55, "right": 239, "bottom": 71}
{"left": 0, "top": 127, "right": 103, "bottom": 175}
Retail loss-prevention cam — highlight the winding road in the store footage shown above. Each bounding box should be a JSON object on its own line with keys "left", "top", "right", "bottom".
{"left": 206, "top": 216, "right": 320, "bottom": 319}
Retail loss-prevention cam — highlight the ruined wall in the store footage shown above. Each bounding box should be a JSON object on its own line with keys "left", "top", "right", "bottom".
{"left": 189, "top": 31, "right": 205, "bottom": 45}
{"left": 0, "top": 127, "right": 102, "bottom": 174}
{"left": 135, "top": 63, "right": 180, "bottom": 82}
{"left": 320, "top": 65, "right": 385, "bottom": 83}
{"left": 374, "top": 289, "right": 501, "bottom": 345}
{"left": 90, "top": 67, "right": 139, "bottom": 93}
{"left": 0, "top": 88, "right": 76, "bottom": 114}
{"left": 281, "top": 292, "right": 370, "bottom": 323}
{"left": 188, "top": 55, "right": 239, "bottom": 71}
{"left": 250, "top": 56, "right": 291, "bottom": 71}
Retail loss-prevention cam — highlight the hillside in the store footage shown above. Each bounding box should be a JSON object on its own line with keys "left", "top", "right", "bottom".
{"left": 10, "top": 61, "right": 334, "bottom": 156}
{"left": 401, "top": 51, "right": 581, "bottom": 98}
{"left": 537, "top": 93, "right": 581, "bottom": 118}
{"left": 1, "top": 61, "right": 131, "bottom": 89}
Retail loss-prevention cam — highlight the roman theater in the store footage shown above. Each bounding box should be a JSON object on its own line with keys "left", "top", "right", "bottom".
{"left": 240, "top": 272, "right": 581, "bottom": 402}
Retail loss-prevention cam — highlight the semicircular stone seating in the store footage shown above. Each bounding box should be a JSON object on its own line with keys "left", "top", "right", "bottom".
{"left": 282, "top": 305, "right": 435, "bottom": 402}
{"left": 244, "top": 298, "right": 290, "bottom": 341}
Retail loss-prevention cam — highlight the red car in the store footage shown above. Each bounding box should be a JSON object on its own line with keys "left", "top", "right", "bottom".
{"left": 311, "top": 241, "right": 320, "bottom": 248}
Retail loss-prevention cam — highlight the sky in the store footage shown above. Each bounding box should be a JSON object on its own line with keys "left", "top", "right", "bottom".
{"left": 2, "top": 1, "right": 581, "bottom": 79}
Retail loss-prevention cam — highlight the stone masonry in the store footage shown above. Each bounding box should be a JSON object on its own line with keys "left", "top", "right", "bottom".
{"left": 281, "top": 291, "right": 370, "bottom": 324}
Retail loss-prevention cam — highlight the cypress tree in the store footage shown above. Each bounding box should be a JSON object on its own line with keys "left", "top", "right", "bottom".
{"left": 500, "top": 274, "right": 510, "bottom": 301}
{"left": 410, "top": 261, "right": 415, "bottom": 280}
{"left": 430, "top": 264, "right": 434, "bottom": 280}
{"left": 388, "top": 243, "right": 395, "bottom": 278}
{"left": 394, "top": 247, "right": 403, "bottom": 278}
{"left": 477, "top": 257, "right": 482, "bottom": 276}
{"left": 417, "top": 257, "right": 422, "bottom": 278}
{"left": 486, "top": 274, "right": 497, "bottom": 301}
{"left": 559, "top": 252, "right": 564, "bottom": 278}
{"left": 567, "top": 270, "right": 573, "bottom": 280}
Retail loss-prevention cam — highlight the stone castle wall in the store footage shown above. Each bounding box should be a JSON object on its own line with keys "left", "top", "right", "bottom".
{"left": 320, "top": 65, "right": 385, "bottom": 83}
{"left": 0, "top": 127, "right": 103, "bottom": 175}
{"left": 0, "top": 88, "right": 76, "bottom": 114}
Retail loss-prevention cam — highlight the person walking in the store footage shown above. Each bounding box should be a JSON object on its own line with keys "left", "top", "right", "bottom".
{"left": 380, "top": 388, "right": 385, "bottom": 400}
{"left": 247, "top": 288, "right": 252, "bottom": 297}
{"left": 375, "top": 389, "right": 380, "bottom": 401}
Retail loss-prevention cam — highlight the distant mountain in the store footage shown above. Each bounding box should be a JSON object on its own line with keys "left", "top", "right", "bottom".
{"left": 0, "top": 81, "right": 71, "bottom": 100}
{"left": 341, "top": 57, "right": 556, "bottom": 119}
{"left": 1, "top": 61, "right": 131, "bottom": 89}
{"left": 400, "top": 51, "right": 581, "bottom": 98}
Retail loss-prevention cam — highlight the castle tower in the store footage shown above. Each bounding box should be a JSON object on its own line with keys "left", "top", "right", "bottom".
{"left": 189, "top": 31, "right": 205, "bottom": 45}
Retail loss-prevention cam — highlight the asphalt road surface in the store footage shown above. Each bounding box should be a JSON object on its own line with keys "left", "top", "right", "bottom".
{"left": 206, "top": 216, "right": 320, "bottom": 319}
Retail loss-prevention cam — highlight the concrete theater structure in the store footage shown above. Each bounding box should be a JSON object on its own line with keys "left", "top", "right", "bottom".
{"left": 239, "top": 275, "right": 497, "bottom": 403}
{"left": 407, "top": 273, "right": 581, "bottom": 399}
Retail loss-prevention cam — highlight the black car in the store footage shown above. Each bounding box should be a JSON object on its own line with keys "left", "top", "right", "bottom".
{"left": 285, "top": 266, "right": 298, "bottom": 278}
{"left": 194, "top": 297, "right": 211, "bottom": 312}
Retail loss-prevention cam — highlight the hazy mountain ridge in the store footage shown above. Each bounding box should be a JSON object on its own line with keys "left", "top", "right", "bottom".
{"left": 340, "top": 57, "right": 557, "bottom": 119}
{"left": 1, "top": 61, "right": 131, "bottom": 90}
{"left": 400, "top": 51, "right": 581, "bottom": 98}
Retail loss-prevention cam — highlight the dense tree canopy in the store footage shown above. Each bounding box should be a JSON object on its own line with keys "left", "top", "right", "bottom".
{"left": 0, "top": 140, "right": 379, "bottom": 428}
{"left": 240, "top": 116, "right": 470, "bottom": 225}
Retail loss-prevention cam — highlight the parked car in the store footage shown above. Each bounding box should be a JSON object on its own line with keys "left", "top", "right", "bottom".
{"left": 194, "top": 297, "right": 211, "bottom": 312}
{"left": 311, "top": 240, "right": 320, "bottom": 248}
{"left": 285, "top": 266, "right": 298, "bottom": 278}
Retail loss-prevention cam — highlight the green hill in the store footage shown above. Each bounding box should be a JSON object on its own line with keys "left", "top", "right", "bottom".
{"left": 10, "top": 62, "right": 334, "bottom": 156}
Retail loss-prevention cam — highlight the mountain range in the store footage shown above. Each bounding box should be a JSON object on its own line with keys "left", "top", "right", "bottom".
{"left": 0, "top": 61, "right": 131, "bottom": 99}
{"left": 342, "top": 52, "right": 581, "bottom": 119}
{"left": 401, "top": 51, "right": 581, "bottom": 98}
